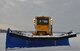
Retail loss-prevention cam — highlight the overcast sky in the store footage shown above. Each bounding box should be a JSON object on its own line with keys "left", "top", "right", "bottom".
{"left": 0, "top": 0, "right": 80, "bottom": 32}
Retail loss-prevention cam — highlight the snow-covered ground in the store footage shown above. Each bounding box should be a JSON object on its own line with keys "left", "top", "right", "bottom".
{"left": 0, "top": 33, "right": 6, "bottom": 51}
{"left": 0, "top": 33, "right": 80, "bottom": 51}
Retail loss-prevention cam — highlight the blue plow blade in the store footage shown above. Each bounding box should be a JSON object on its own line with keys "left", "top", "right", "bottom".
{"left": 6, "top": 28, "right": 69, "bottom": 48}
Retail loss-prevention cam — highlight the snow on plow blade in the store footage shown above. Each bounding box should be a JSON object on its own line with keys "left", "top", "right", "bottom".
{"left": 6, "top": 28, "right": 76, "bottom": 48}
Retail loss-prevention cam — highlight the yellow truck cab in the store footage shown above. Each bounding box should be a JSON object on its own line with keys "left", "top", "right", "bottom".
{"left": 32, "top": 16, "right": 53, "bottom": 36}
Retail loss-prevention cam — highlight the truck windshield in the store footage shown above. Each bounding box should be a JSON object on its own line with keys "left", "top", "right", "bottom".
{"left": 37, "top": 19, "right": 49, "bottom": 25}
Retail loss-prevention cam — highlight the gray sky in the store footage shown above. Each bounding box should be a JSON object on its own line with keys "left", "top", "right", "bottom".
{"left": 0, "top": 0, "right": 80, "bottom": 32}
